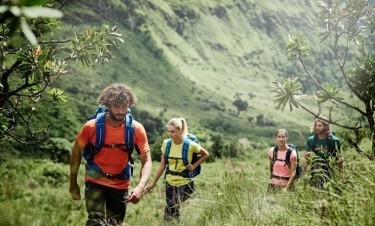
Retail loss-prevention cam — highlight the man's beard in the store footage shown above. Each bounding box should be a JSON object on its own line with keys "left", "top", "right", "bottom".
{"left": 317, "top": 129, "right": 327, "bottom": 135}
{"left": 109, "top": 110, "right": 125, "bottom": 122}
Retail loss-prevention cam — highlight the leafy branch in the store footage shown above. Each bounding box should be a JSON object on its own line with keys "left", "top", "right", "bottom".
{"left": 0, "top": 0, "right": 125, "bottom": 145}
{"left": 273, "top": 0, "right": 375, "bottom": 159}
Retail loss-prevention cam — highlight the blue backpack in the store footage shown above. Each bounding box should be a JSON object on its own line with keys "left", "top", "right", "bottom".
{"left": 83, "top": 105, "right": 135, "bottom": 180}
{"left": 164, "top": 133, "right": 201, "bottom": 178}
{"left": 272, "top": 144, "right": 302, "bottom": 181}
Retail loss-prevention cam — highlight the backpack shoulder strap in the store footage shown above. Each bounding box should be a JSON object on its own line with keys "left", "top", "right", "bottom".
{"left": 272, "top": 146, "right": 278, "bottom": 164}
{"left": 311, "top": 134, "right": 319, "bottom": 152}
{"left": 285, "top": 147, "right": 293, "bottom": 168}
{"left": 327, "top": 134, "right": 334, "bottom": 152}
{"left": 165, "top": 139, "right": 172, "bottom": 164}
{"left": 94, "top": 112, "right": 106, "bottom": 151}
{"left": 327, "top": 134, "right": 339, "bottom": 158}
{"left": 125, "top": 113, "right": 134, "bottom": 150}
{"left": 182, "top": 138, "right": 190, "bottom": 166}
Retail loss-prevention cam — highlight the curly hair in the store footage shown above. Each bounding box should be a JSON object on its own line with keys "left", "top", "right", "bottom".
{"left": 97, "top": 83, "right": 137, "bottom": 107}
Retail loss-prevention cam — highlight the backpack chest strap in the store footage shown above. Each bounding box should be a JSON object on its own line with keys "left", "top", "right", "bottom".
{"left": 102, "top": 142, "right": 131, "bottom": 151}
{"left": 273, "top": 146, "right": 293, "bottom": 167}
{"left": 165, "top": 139, "right": 190, "bottom": 165}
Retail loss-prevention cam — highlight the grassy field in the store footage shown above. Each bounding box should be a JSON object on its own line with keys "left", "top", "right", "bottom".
{"left": 1, "top": 140, "right": 375, "bottom": 225}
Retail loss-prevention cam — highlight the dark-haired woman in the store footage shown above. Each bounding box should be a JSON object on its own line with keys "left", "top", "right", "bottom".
{"left": 268, "top": 129, "right": 297, "bottom": 192}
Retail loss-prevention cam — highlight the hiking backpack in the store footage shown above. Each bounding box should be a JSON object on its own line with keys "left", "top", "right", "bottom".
{"left": 272, "top": 144, "right": 302, "bottom": 181}
{"left": 311, "top": 133, "right": 338, "bottom": 157}
{"left": 164, "top": 133, "right": 201, "bottom": 178}
{"left": 82, "top": 105, "right": 135, "bottom": 180}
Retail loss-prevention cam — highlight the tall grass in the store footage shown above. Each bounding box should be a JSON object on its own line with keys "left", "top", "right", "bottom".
{"left": 1, "top": 147, "right": 374, "bottom": 225}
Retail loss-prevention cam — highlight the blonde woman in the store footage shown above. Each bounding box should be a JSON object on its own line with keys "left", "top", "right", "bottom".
{"left": 145, "top": 117, "right": 209, "bottom": 222}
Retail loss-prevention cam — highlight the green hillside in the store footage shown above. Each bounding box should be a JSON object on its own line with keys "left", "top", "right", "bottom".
{"left": 43, "top": 0, "right": 334, "bottom": 150}
{"left": 4, "top": 0, "right": 353, "bottom": 154}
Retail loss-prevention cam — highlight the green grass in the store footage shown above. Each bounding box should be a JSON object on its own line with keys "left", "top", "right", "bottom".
{"left": 1, "top": 145, "right": 375, "bottom": 225}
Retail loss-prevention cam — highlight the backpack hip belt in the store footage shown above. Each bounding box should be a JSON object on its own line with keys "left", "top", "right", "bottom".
{"left": 86, "top": 161, "right": 132, "bottom": 180}
{"left": 271, "top": 174, "right": 290, "bottom": 181}
{"left": 165, "top": 169, "right": 185, "bottom": 176}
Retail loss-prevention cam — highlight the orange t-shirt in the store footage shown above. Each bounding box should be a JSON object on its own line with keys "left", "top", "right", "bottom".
{"left": 76, "top": 118, "right": 149, "bottom": 189}
{"left": 268, "top": 147, "right": 297, "bottom": 186}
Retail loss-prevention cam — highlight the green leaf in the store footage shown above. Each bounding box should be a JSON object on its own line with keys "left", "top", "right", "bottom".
{"left": 16, "top": 52, "right": 30, "bottom": 61}
{"left": 115, "top": 37, "right": 124, "bottom": 43}
{"left": 47, "top": 88, "right": 67, "bottom": 103}
{"left": 9, "top": 6, "right": 21, "bottom": 16}
{"left": 17, "top": 64, "right": 32, "bottom": 72}
{"left": 22, "top": 6, "right": 63, "bottom": 18}
{"left": 109, "top": 32, "right": 123, "bottom": 37}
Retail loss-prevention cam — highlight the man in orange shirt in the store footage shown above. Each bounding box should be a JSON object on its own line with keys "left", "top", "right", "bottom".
{"left": 69, "top": 83, "right": 152, "bottom": 226}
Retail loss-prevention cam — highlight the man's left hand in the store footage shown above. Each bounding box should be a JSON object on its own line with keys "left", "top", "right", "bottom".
{"left": 126, "top": 185, "right": 144, "bottom": 204}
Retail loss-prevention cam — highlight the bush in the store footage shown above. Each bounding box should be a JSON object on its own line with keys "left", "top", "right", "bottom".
{"left": 40, "top": 138, "right": 72, "bottom": 164}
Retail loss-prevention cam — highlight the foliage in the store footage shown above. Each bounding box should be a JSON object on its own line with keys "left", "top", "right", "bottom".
{"left": 39, "top": 137, "right": 72, "bottom": 163}
{"left": 232, "top": 98, "right": 248, "bottom": 114}
{"left": 272, "top": 0, "right": 375, "bottom": 159}
{"left": 0, "top": 0, "right": 124, "bottom": 145}
{"left": 272, "top": 76, "right": 302, "bottom": 112}
{"left": 210, "top": 133, "right": 239, "bottom": 159}
{"left": 0, "top": 0, "right": 63, "bottom": 46}
{"left": 347, "top": 55, "right": 375, "bottom": 104}
{"left": 232, "top": 92, "right": 248, "bottom": 114}
{"left": 149, "top": 134, "right": 165, "bottom": 162}
{"left": 255, "top": 114, "right": 276, "bottom": 127}
{"left": 203, "top": 116, "right": 242, "bottom": 135}
{"left": 2, "top": 145, "right": 375, "bottom": 225}
{"left": 285, "top": 32, "right": 310, "bottom": 61}
{"left": 132, "top": 109, "right": 165, "bottom": 145}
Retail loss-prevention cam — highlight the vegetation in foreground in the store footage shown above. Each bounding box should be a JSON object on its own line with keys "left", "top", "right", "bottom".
{"left": 1, "top": 141, "right": 374, "bottom": 225}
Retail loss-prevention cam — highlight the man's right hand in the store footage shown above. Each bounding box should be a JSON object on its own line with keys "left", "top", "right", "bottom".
{"left": 69, "top": 183, "right": 81, "bottom": 201}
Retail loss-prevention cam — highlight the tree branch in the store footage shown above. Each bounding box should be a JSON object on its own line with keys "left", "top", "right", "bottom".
{"left": 39, "top": 39, "right": 71, "bottom": 44}
{"left": 298, "top": 56, "right": 367, "bottom": 115}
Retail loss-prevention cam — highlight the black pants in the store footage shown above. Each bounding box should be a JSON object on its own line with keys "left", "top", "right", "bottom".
{"left": 85, "top": 182, "right": 128, "bottom": 226}
{"left": 164, "top": 181, "right": 194, "bottom": 221}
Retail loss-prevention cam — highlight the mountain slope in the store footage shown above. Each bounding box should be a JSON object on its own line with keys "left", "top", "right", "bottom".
{"left": 47, "top": 0, "right": 332, "bottom": 149}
